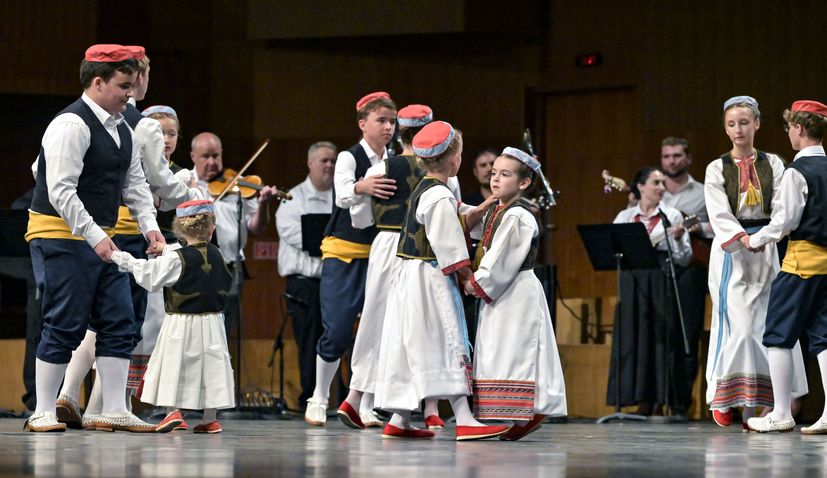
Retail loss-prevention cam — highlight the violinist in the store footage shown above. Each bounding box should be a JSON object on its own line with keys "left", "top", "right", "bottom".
{"left": 190, "top": 132, "right": 282, "bottom": 337}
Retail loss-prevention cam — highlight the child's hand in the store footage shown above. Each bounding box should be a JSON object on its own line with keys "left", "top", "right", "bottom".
{"left": 465, "top": 195, "right": 498, "bottom": 230}
{"left": 463, "top": 280, "right": 475, "bottom": 296}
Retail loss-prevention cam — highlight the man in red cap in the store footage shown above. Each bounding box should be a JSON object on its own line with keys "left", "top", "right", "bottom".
{"left": 304, "top": 92, "right": 398, "bottom": 427}
{"left": 54, "top": 46, "right": 202, "bottom": 431}
{"left": 24, "top": 44, "right": 163, "bottom": 432}
{"left": 747, "top": 100, "right": 827, "bottom": 433}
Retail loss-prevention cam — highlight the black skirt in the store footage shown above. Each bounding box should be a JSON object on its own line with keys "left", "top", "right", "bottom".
{"left": 606, "top": 260, "right": 688, "bottom": 407}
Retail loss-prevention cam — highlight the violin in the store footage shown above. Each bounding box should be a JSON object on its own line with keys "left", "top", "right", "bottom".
{"left": 208, "top": 168, "right": 291, "bottom": 201}
{"left": 206, "top": 139, "right": 291, "bottom": 202}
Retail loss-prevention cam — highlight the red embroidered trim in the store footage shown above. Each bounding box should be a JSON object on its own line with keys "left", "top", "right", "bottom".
{"left": 442, "top": 258, "right": 470, "bottom": 275}
{"left": 721, "top": 231, "right": 746, "bottom": 250}
{"left": 469, "top": 276, "right": 492, "bottom": 304}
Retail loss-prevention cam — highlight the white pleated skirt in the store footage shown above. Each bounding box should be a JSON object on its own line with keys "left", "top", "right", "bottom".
{"left": 139, "top": 312, "right": 235, "bottom": 410}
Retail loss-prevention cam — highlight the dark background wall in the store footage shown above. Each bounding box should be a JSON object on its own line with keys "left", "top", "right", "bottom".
{"left": 2, "top": 0, "right": 825, "bottom": 339}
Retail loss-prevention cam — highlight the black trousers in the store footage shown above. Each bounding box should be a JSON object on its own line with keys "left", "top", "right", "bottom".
{"left": 286, "top": 275, "right": 323, "bottom": 406}
{"left": 676, "top": 263, "right": 708, "bottom": 407}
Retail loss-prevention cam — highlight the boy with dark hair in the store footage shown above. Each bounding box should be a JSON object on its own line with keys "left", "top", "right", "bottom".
{"left": 24, "top": 44, "right": 163, "bottom": 432}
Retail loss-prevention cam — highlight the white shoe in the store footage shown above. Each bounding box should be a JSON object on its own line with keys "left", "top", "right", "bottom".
{"left": 747, "top": 415, "right": 795, "bottom": 433}
{"left": 305, "top": 398, "right": 328, "bottom": 426}
{"left": 82, "top": 413, "right": 102, "bottom": 430}
{"left": 24, "top": 412, "right": 66, "bottom": 432}
{"left": 90, "top": 412, "right": 155, "bottom": 433}
{"left": 360, "top": 410, "right": 384, "bottom": 428}
{"left": 801, "top": 418, "right": 827, "bottom": 435}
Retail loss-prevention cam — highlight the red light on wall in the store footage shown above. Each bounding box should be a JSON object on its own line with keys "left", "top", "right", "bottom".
{"left": 575, "top": 53, "right": 602, "bottom": 68}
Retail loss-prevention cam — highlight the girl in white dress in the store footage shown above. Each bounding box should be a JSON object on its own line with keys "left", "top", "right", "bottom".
{"left": 374, "top": 121, "right": 508, "bottom": 441}
{"left": 112, "top": 199, "right": 235, "bottom": 434}
{"left": 465, "top": 147, "right": 567, "bottom": 441}
{"left": 704, "top": 96, "right": 808, "bottom": 429}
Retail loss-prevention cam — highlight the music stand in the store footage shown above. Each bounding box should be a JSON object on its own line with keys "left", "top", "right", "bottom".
{"left": 301, "top": 214, "right": 331, "bottom": 257}
{"left": 577, "top": 223, "right": 660, "bottom": 424}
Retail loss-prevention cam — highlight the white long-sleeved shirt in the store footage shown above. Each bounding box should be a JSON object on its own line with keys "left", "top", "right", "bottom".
{"left": 333, "top": 138, "right": 386, "bottom": 210}
{"left": 275, "top": 177, "right": 333, "bottom": 277}
{"left": 750, "top": 145, "right": 824, "bottom": 248}
{"left": 613, "top": 202, "right": 693, "bottom": 266}
{"left": 132, "top": 114, "right": 202, "bottom": 209}
{"left": 35, "top": 93, "right": 158, "bottom": 247}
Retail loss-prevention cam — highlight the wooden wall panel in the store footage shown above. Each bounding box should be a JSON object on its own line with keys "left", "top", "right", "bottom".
{"left": 0, "top": 1, "right": 97, "bottom": 95}
{"left": 543, "top": 88, "right": 642, "bottom": 300}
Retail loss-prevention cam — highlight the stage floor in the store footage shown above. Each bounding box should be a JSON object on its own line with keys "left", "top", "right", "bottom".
{"left": 1, "top": 417, "right": 826, "bottom": 477}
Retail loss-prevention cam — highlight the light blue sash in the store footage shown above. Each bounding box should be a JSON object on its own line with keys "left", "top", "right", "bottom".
{"left": 711, "top": 225, "right": 764, "bottom": 374}
{"left": 430, "top": 260, "right": 472, "bottom": 354}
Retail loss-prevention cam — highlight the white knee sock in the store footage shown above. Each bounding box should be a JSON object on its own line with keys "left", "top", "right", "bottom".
{"left": 449, "top": 396, "right": 483, "bottom": 427}
{"left": 34, "top": 359, "right": 68, "bottom": 415}
{"left": 58, "top": 330, "right": 97, "bottom": 401}
{"left": 358, "top": 392, "right": 374, "bottom": 416}
{"left": 768, "top": 347, "right": 794, "bottom": 421}
{"left": 345, "top": 389, "right": 363, "bottom": 411}
{"left": 203, "top": 408, "right": 217, "bottom": 422}
{"left": 424, "top": 399, "right": 439, "bottom": 417}
{"left": 389, "top": 411, "right": 411, "bottom": 429}
{"left": 96, "top": 356, "right": 130, "bottom": 415}
{"left": 85, "top": 371, "right": 103, "bottom": 415}
{"left": 817, "top": 351, "right": 827, "bottom": 421}
{"left": 310, "top": 356, "right": 340, "bottom": 402}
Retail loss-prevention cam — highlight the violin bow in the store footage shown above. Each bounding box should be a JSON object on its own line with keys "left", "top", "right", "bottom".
{"left": 214, "top": 139, "right": 271, "bottom": 202}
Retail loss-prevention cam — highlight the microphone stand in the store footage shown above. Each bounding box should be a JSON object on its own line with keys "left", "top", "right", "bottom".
{"left": 232, "top": 188, "right": 244, "bottom": 411}
{"left": 654, "top": 208, "right": 690, "bottom": 422}
{"left": 266, "top": 293, "right": 292, "bottom": 416}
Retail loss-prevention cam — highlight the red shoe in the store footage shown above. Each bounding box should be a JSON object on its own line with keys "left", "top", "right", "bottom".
{"left": 712, "top": 409, "right": 732, "bottom": 427}
{"left": 500, "top": 414, "right": 546, "bottom": 441}
{"left": 336, "top": 401, "right": 365, "bottom": 430}
{"left": 175, "top": 419, "right": 189, "bottom": 431}
{"left": 193, "top": 420, "right": 222, "bottom": 434}
{"left": 382, "top": 424, "right": 435, "bottom": 439}
{"left": 456, "top": 425, "right": 509, "bottom": 441}
{"left": 155, "top": 411, "right": 184, "bottom": 433}
{"left": 425, "top": 415, "right": 445, "bottom": 430}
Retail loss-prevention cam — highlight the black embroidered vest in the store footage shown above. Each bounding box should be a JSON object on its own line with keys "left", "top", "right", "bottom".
{"left": 396, "top": 177, "right": 446, "bottom": 261}
{"left": 787, "top": 155, "right": 827, "bottom": 246}
{"left": 472, "top": 198, "right": 538, "bottom": 271}
{"left": 373, "top": 155, "right": 425, "bottom": 231}
{"left": 322, "top": 143, "right": 378, "bottom": 244}
{"left": 164, "top": 242, "right": 233, "bottom": 314}
{"left": 30, "top": 98, "right": 133, "bottom": 227}
{"left": 720, "top": 150, "right": 775, "bottom": 216}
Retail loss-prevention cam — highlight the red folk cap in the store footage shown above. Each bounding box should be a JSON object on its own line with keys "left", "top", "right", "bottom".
{"left": 791, "top": 100, "right": 827, "bottom": 117}
{"left": 124, "top": 45, "right": 146, "bottom": 61}
{"left": 398, "top": 104, "right": 433, "bottom": 128}
{"left": 356, "top": 91, "right": 391, "bottom": 111}
{"left": 412, "top": 121, "right": 456, "bottom": 158}
{"left": 84, "top": 44, "right": 133, "bottom": 63}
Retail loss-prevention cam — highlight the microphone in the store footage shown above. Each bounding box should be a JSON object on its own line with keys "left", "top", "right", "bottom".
{"left": 657, "top": 208, "right": 672, "bottom": 228}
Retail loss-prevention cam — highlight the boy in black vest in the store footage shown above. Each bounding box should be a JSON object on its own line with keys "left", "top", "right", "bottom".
{"left": 305, "top": 92, "right": 398, "bottom": 426}
{"left": 24, "top": 44, "right": 163, "bottom": 432}
{"left": 746, "top": 100, "right": 827, "bottom": 433}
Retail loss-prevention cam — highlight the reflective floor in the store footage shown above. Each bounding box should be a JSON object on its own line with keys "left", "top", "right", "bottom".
{"left": 2, "top": 418, "right": 827, "bottom": 477}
